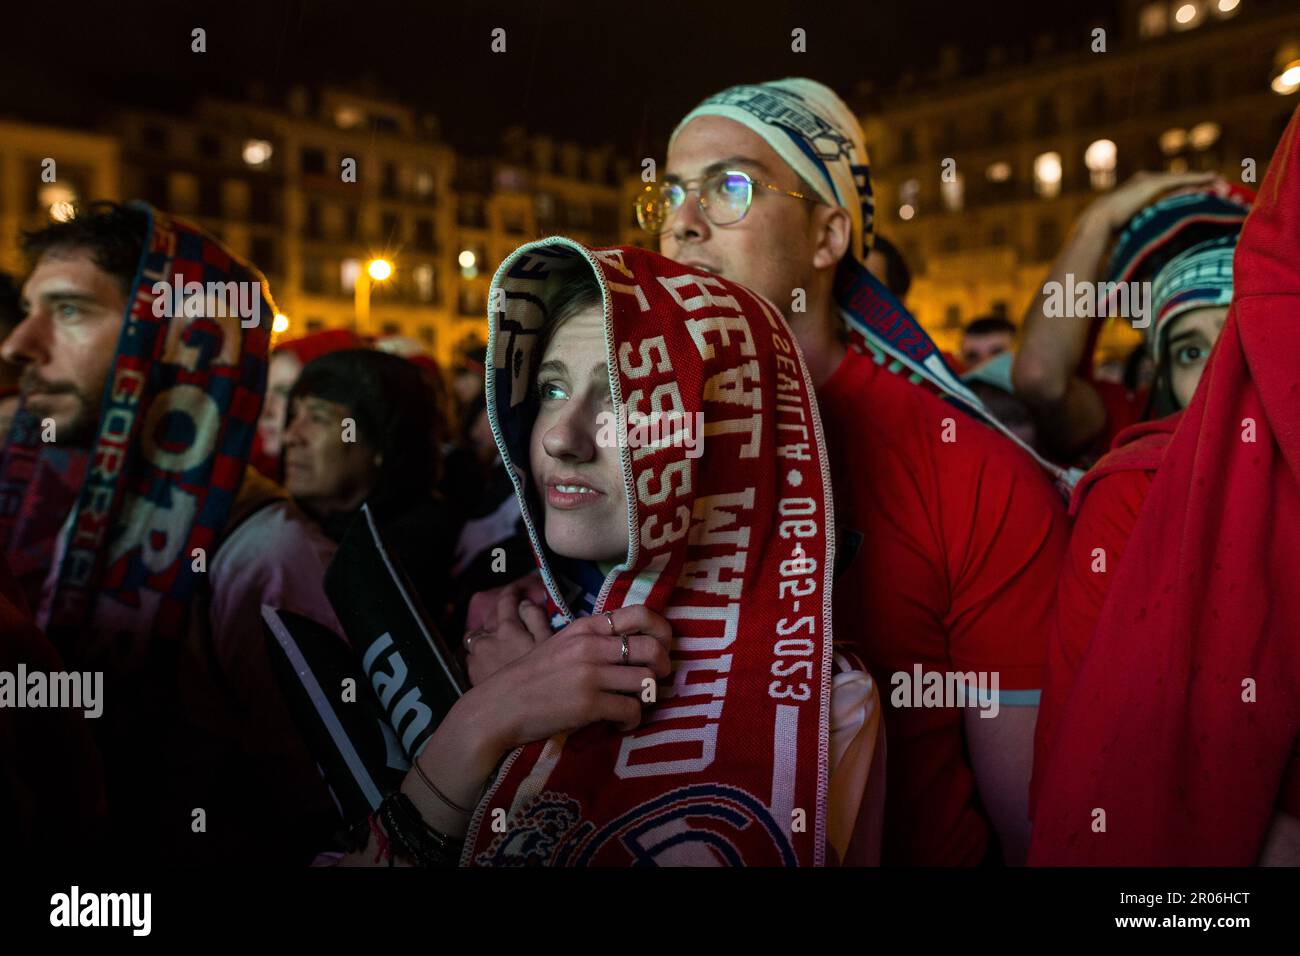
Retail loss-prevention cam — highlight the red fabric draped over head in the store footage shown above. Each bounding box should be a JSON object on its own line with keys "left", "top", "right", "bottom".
{"left": 464, "top": 240, "right": 836, "bottom": 866}
{"left": 1029, "top": 107, "right": 1300, "bottom": 865}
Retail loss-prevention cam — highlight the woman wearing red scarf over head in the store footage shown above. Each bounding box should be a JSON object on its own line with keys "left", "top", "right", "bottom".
{"left": 1030, "top": 106, "right": 1300, "bottom": 865}
{"left": 334, "top": 240, "right": 883, "bottom": 866}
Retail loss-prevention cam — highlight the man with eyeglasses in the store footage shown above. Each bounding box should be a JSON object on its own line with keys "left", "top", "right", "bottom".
{"left": 645, "top": 79, "right": 1069, "bottom": 866}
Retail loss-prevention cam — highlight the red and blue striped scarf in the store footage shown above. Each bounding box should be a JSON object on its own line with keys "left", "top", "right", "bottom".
{"left": 0, "top": 204, "right": 272, "bottom": 661}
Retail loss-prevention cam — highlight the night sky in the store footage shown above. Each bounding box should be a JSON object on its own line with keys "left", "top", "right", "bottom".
{"left": 5, "top": 0, "right": 1119, "bottom": 157}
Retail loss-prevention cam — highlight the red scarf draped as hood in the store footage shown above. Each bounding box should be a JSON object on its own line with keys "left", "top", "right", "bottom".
{"left": 1029, "top": 107, "right": 1300, "bottom": 865}
{"left": 464, "top": 240, "right": 836, "bottom": 866}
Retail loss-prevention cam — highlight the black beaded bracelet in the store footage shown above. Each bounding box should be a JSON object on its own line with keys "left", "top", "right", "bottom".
{"left": 378, "top": 791, "right": 464, "bottom": 867}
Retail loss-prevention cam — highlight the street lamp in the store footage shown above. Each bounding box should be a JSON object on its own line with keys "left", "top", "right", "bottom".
{"left": 355, "top": 258, "right": 394, "bottom": 335}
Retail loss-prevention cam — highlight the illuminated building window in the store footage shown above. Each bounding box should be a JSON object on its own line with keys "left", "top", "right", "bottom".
{"left": 1160, "top": 127, "right": 1188, "bottom": 154}
{"left": 1139, "top": 2, "right": 1168, "bottom": 38}
{"left": 940, "top": 172, "right": 964, "bottom": 212}
{"left": 414, "top": 264, "right": 435, "bottom": 303}
{"left": 1084, "top": 139, "right": 1118, "bottom": 190}
{"left": 898, "top": 178, "right": 920, "bottom": 220}
{"left": 985, "top": 161, "right": 1012, "bottom": 183}
{"left": 1033, "top": 152, "right": 1062, "bottom": 199}
{"left": 1188, "top": 121, "right": 1221, "bottom": 149}
{"left": 1173, "top": 2, "right": 1202, "bottom": 31}
{"left": 340, "top": 258, "right": 360, "bottom": 293}
{"left": 242, "top": 139, "right": 273, "bottom": 169}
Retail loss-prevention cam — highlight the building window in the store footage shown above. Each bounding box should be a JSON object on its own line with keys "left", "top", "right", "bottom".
{"left": 897, "top": 128, "right": 917, "bottom": 164}
{"left": 415, "top": 217, "right": 435, "bottom": 250}
{"left": 458, "top": 288, "right": 483, "bottom": 316}
{"left": 1033, "top": 151, "right": 1063, "bottom": 199}
{"left": 898, "top": 178, "right": 920, "bottom": 220}
{"left": 303, "top": 258, "right": 324, "bottom": 294}
{"left": 419, "top": 325, "right": 435, "bottom": 346}
{"left": 1034, "top": 97, "right": 1058, "bottom": 137}
{"left": 305, "top": 201, "right": 322, "bottom": 239}
{"left": 242, "top": 139, "right": 273, "bottom": 169}
{"left": 382, "top": 162, "right": 399, "bottom": 198}
{"left": 1172, "top": 1, "right": 1202, "bottom": 31}
{"left": 1036, "top": 218, "right": 1061, "bottom": 261}
{"left": 199, "top": 134, "right": 221, "bottom": 160}
{"left": 985, "top": 160, "right": 1012, "bottom": 183}
{"left": 301, "top": 147, "right": 326, "bottom": 175}
{"left": 1085, "top": 139, "right": 1118, "bottom": 190}
{"left": 344, "top": 206, "right": 359, "bottom": 241}
{"left": 143, "top": 171, "right": 169, "bottom": 208}
{"left": 944, "top": 305, "right": 962, "bottom": 329}
{"left": 1189, "top": 121, "right": 1221, "bottom": 150}
{"left": 250, "top": 186, "right": 274, "bottom": 224}
{"left": 1161, "top": 70, "right": 1183, "bottom": 110}
{"left": 414, "top": 264, "right": 436, "bottom": 303}
{"left": 251, "top": 237, "right": 276, "bottom": 274}
{"left": 414, "top": 168, "right": 435, "bottom": 197}
{"left": 306, "top": 317, "right": 325, "bottom": 333}
{"left": 988, "top": 223, "right": 1007, "bottom": 247}
{"left": 142, "top": 126, "right": 168, "bottom": 151}
{"left": 199, "top": 179, "right": 223, "bottom": 218}
{"left": 381, "top": 212, "right": 400, "bottom": 242}
{"left": 940, "top": 172, "right": 964, "bottom": 212}
{"left": 1139, "top": 2, "right": 1168, "bottom": 38}
{"left": 381, "top": 321, "right": 401, "bottom": 336}
{"left": 987, "top": 109, "right": 1006, "bottom": 143}
{"left": 940, "top": 233, "right": 960, "bottom": 253}
{"left": 342, "top": 258, "right": 367, "bottom": 294}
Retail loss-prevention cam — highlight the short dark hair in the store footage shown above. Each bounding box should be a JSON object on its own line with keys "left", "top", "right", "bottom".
{"left": 870, "top": 234, "right": 912, "bottom": 299}
{"left": 533, "top": 265, "right": 604, "bottom": 377}
{"left": 962, "top": 316, "right": 1016, "bottom": 338}
{"left": 291, "top": 349, "right": 442, "bottom": 515}
{"left": 20, "top": 201, "right": 149, "bottom": 296}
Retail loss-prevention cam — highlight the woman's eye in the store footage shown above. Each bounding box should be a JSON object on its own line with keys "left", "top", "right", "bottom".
{"left": 57, "top": 303, "right": 79, "bottom": 319}
{"left": 538, "top": 380, "right": 568, "bottom": 401}
{"left": 1174, "top": 345, "right": 1205, "bottom": 366}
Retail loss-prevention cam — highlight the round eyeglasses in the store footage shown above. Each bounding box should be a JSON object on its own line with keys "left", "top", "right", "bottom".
{"left": 635, "top": 169, "right": 821, "bottom": 235}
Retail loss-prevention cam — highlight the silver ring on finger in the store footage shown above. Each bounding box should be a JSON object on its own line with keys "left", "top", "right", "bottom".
{"left": 604, "top": 610, "right": 617, "bottom": 635}
{"left": 620, "top": 633, "right": 630, "bottom": 666}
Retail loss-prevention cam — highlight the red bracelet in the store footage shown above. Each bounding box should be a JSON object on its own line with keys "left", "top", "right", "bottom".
{"left": 369, "top": 812, "right": 393, "bottom": 865}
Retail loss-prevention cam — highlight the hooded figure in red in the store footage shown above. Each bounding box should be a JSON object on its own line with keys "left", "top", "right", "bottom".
{"left": 1029, "top": 107, "right": 1300, "bottom": 865}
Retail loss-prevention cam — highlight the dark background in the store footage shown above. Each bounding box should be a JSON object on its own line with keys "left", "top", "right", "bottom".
{"left": 4, "top": 0, "right": 1119, "bottom": 154}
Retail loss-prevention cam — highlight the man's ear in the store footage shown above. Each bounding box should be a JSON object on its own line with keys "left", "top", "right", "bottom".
{"left": 811, "top": 205, "right": 852, "bottom": 271}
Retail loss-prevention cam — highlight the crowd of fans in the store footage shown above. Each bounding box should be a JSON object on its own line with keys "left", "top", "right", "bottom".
{"left": 0, "top": 76, "right": 1295, "bottom": 869}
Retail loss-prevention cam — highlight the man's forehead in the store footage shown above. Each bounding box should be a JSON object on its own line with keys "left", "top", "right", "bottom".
{"left": 665, "top": 116, "right": 790, "bottom": 178}
{"left": 22, "top": 249, "right": 112, "bottom": 295}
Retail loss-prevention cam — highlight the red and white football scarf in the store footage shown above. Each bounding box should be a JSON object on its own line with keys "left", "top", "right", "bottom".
{"left": 466, "top": 241, "right": 835, "bottom": 866}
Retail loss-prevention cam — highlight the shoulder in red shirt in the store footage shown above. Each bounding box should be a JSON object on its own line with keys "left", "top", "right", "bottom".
{"left": 817, "top": 346, "right": 1068, "bottom": 865}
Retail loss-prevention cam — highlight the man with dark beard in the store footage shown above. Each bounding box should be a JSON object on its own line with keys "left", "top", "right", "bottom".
{"left": 0, "top": 202, "right": 342, "bottom": 863}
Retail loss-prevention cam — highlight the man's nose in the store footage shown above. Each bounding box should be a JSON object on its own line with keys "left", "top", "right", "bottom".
{"left": 542, "top": 402, "right": 596, "bottom": 463}
{"left": 0, "top": 312, "right": 49, "bottom": 368}
{"left": 666, "top": 189, "right": 711, "bottom": 248}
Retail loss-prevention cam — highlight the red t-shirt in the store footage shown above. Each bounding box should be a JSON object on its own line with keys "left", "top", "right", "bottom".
{"left": 817, "top": 346, "right": 1069, "bottom": 865}
{"left": 1032, "top": 467, "right": 1152, "bottom": 809}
